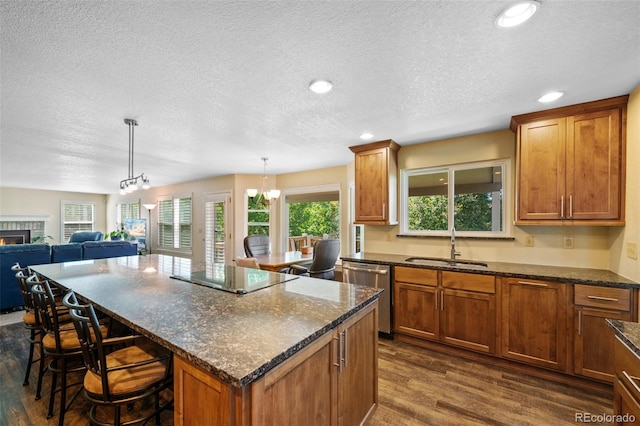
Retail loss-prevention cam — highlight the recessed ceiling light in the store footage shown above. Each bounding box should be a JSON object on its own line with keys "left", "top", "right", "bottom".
{"left": 495, "top": 1, "right": 540, "bottom": 28}
{"left": 538, "top": 91, "right": 564, "bottom": 103}
{"left": 359, "top": 132, "right": 374, "bottom": 140}
{"left": 309, "top": 79, "right": 333, "bottom": 94}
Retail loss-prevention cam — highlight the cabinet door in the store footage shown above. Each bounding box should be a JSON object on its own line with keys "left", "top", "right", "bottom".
{"left": 575, "top": 307, "right": 632, "bottom": 382}
{"left": 566, "top": 108, "right": 622, "bottom": 220}
{"left": 441, "top": 288, "right": 496, "bottom": 354}
{"left": 517, "top": 118, "right": 566, "bottom": 221}
{"left": 354, "top": 147, "right": 389, "bottom": 223}
{"left": 614, "top": 378, "right": 640, "bottom": 425}
{"left": 501, "top": 278, "right": 568, "bottom": 371}
{"left": 394, "top": 282, "right": 439, "bottom": 341}
{"left": 338, "top": 303, "right": 378, "bottom": 426}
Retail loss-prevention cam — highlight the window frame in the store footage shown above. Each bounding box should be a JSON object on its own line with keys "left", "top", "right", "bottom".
{"left": 278, "top": 184, "right": 341, "bottom": 252}
{"left": 157, "top": 193, "right": 192, "bottom": 253}
{"left": 61, "top": 201, "right": 95, "bottom": 242}
{"left": 116, "top": 199, "right": 140, "bottom": 227}
{"left": 399, "top": 159, "right": 511, "bottom": 238}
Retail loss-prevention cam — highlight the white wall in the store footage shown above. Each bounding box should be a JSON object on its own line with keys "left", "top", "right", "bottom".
{"left": 0, "top": 187, "right": 107, "bottom": 245}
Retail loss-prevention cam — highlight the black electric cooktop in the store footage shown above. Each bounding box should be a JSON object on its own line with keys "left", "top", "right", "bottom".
{"left": 170, "top": 265, "right": 299, "bottom": 295}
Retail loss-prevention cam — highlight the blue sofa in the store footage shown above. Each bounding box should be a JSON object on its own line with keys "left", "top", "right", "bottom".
{"left": 0, "top": 241, "right": 137, "bottom": 311}
{"left": 83, "top": 241, "right": 137, "bottom": 260}
{"left": 69, "top": 231, "right": 104, "bottom": 243}
{"left": 0, "top": 244, "right": 51, "bottom": 310}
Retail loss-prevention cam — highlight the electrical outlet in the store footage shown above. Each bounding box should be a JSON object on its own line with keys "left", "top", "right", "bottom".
{"left": 563, "top": 236, "right": 574, "bottom": 249}
{"left": 627, "top": 242, "right": 638, "bottom": 260}
{"left": 386, "top": 233, "right": 392, "bottom": 241}
{"left": 524, "top": 235, "right": 534, "bottom": 247}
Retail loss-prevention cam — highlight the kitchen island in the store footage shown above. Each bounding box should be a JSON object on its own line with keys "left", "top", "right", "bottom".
{"left": 31, "top": 254, "right": 381, "bottom": 425}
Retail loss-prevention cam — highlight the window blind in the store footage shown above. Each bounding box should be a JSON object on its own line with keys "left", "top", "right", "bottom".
{"left": 62, "top": 202, "right": 94, "bottom": 241}
{"left": 158, "top": 195, "right": 192, "bottom": 249}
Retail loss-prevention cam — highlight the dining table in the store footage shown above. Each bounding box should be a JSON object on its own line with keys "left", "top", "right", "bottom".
{"left": 253, "top": 250, "right": 313, "bottom": 272}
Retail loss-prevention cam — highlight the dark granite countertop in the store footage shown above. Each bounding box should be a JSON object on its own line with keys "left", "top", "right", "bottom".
{"left": 607, "top": 319, "right": 640, "bottom": 358}
{"left": 31, "top": 255, "right": 381, "bottom": 388}
{"left": 341, "top": 252, "right": 639, "bottom": 288}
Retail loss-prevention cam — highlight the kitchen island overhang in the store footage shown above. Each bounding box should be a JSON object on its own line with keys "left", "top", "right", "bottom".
{"left": 30, "top": 255, "right": 381, "bottom": 425}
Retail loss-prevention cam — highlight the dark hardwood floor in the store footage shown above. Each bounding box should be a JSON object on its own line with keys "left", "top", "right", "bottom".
{"left": 1, "top": 322, "right": 614, "bottom": 425}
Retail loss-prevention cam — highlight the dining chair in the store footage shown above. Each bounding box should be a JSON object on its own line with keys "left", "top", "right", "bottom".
{"left": 287, "top": 239, "right": 340, "bottom": 280}
{"left": 63, "top": 291, "right": 173, "bottom": 426}
{"left": 31, "top": 278, "right": 108, "bottom": 426}
{"left": 243, "top": 235, "right": 270, "bottom": 257}
{"left": 235, "top": 257, "right": 260, "bottom": 269}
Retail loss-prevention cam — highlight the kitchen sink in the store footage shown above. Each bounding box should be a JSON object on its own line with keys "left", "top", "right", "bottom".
{"left": 404, "top": 257, "right": 488, "bottom": 269}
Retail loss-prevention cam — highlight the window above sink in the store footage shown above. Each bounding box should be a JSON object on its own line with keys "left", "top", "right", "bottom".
{"left": 399, "top": 159, "right": 511, "bottom": 238}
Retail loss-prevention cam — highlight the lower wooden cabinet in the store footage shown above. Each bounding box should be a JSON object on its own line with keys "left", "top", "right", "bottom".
{"left": 574, "top": 284, "right": 634, "bottom": 382}
{"left": 174, "top": 302, "right": 378, "bottom": 426}
{"left": 394, "top": 267, "right": 496, "bottom": 355}
{"left": 613, "top": 336, "right": 640, "bottom": 424}
{"left": 501, "top": 278, "right": 568, "bottom": 371}
{"left": 394, "top": 265, "right": 639, "bottom": 385}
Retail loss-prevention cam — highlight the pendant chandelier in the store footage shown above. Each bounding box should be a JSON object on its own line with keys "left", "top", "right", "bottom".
{"left": 247, "top": 157, "right": 280, "bottom": 206}
{"left": 119, "top": 118, "right": 151, "bottom": 194}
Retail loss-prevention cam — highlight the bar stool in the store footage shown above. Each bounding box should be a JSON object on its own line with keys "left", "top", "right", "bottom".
{"left": 63, "top": 290, "right": 173, "bottom": 426}
{"left": 11, "top": 263, "right": 42, "bottom": 390}
{"left": 31, "top": 278, "right": 109, "bottom": 426}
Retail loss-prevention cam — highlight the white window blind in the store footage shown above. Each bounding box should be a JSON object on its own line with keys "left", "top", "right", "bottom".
{"left": 158, "top": 195, "right": 192, "bottom": 250}
{"left": 117, "top": 200, "right": 140, "bottom": 224}
{"left": 62, "top": 202, "right": 94, "bottom": 241}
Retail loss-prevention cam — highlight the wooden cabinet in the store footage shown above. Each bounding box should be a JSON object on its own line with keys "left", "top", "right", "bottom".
{"left": 574, "top": 285, "right": 635, "bottom": 382}
{"left": 394, "top": 267, "right": 439, "bottom": 340}
{"left": 441, "top": 271, "right": 496, "bottom": 354}
{"left": 394, "top": 266, "right": 496, "bottom": 355}
{"left": 511, "top": 96, "right": 628, "bottom": 225}
{"left": 174, "top": 302, "right": 378, "bottom": 426}
{"left": 614, "top": 336, "right": 640, "bottom": 424}
{"left": 500, "top": 278, "right": 568, "bottom": 371}
{"left": 349, "top": 140, "right": 400, "bottom": 225}
{"left": 336, "top": 303, "right": 378, "bottom": 426}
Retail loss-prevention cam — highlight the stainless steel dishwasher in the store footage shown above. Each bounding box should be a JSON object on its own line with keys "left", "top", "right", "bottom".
{"left": 342, "top": 261, "right": 391, "bottom": 335}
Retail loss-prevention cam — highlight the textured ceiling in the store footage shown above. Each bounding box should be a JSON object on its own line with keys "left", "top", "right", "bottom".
{"left": 1, "top": 1, "right": 639, "bottom": 194}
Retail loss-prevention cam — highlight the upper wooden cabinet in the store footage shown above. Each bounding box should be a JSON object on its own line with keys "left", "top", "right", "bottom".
{"left": 511, "top": 95, "right": 628, "bottom": 225}
{"left": 350, "top": 140, "right": 400, "bottom": 225}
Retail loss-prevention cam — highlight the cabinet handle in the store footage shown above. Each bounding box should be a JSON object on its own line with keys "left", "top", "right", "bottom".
{"left": 517, "top": 281, "right": 548, "bottom": 287}
{"left": 560, "top": 195, "right": 565, "bottom": 219}
{"left": 344, "top": 328, "right": 348, "bottom": 369}
{"left": 334, "top": 333, "right": 343, "bottom": 373}
{"left": 440, "top": 290, "right": 444, "bottom": 311}
{"left": 578, "top": 310, "right": 582, "bottom": 336}
{"left": 587, "top": 295, "right": 619, "bottom": 302}
{"left": 569, "top": 194, "right": 573, "bottom": 219}
{"left": 623, "top": 371, "right": 640, "bottom": 396}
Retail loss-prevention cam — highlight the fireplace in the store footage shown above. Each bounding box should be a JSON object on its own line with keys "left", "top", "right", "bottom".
{"left": 0, "top": 230, "right": 31, "bottom": 245}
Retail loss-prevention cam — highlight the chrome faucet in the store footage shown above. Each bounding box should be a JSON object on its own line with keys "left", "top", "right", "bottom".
{"left": 450, "top": 226, "right": 461, "bottom": 260}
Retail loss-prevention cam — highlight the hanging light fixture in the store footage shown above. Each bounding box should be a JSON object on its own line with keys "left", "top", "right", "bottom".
{"left": 119, "top": 118, "right": 151, "bottom": 195}
{"left": 247, "top": 157, "right": 280, "bottom": 207}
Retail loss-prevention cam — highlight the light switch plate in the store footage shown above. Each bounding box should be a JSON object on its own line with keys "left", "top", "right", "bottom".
{"left": 627, "top": 242, "right": 638, "bottom": 260}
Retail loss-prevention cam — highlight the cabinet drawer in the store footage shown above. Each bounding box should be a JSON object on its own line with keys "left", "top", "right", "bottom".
{"left": 442, "top": 272, "right": 495, "bottom": 294}
{"left": 575, "top": 284, "right": 631, "bottom": 311}
{"left": 394, "top": 266, "right": 438, "bottom": 287}
{"left": 615, "top": 336, "right": 640, "bottom": 403}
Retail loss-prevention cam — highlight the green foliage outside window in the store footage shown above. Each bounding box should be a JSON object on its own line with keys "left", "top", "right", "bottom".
{"left": 289, "top": 201, "right": 339, "bottom": 238}
{"left": 408, "top": 193, "right": 499, "bottom": 232}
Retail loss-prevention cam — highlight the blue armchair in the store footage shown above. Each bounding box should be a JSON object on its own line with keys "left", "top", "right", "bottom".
{"left": 68, "top": 231, "right": 103, "bottom": 243}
